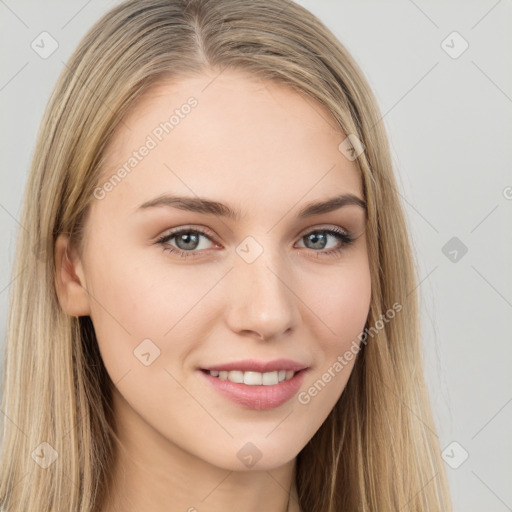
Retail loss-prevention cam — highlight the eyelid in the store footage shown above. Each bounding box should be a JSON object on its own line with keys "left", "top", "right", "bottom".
{"left": 157, "top": 224, "right": 219, "bottom": 242}
{"left": 158, "top": 223, "right": 352, "bottom": 243}
{"left": 156, "top": 223, "right": 355, "bottom": 255}
{"left": 295, "top": 223, "right": 350, "bottom": 238}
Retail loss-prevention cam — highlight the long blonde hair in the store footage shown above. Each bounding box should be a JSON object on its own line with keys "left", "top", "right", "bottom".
{"left": 0, "top": 0, "right": 452, "bottom": 510}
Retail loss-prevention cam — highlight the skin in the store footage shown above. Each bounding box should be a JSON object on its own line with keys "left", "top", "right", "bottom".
{"left": 55, "top": 68, "right": 371, "bottom": 512}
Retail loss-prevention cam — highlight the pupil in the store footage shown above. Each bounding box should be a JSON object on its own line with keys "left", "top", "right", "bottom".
{"left": 307, "top": 232, "right": 326, "bottom": 249}
{"left": 177, "top": 232, "right": 198, "bottom": 250}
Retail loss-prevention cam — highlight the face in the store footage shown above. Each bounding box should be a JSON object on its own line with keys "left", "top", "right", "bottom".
{"left": 56, "top": 69, "right": 371, "bottom": 472}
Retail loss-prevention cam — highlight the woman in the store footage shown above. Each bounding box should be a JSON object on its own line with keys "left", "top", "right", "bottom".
{"left": 0, "top": 0, "right": 452, "bottom": 510}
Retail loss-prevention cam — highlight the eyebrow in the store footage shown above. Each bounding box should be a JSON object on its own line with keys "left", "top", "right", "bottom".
{"left": 136, "top": 192, "right": 366, "bottom": 220}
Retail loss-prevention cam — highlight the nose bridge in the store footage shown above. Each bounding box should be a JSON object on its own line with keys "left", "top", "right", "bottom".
{"left": 225, "top": 237, "right": 299, "bottom": 340}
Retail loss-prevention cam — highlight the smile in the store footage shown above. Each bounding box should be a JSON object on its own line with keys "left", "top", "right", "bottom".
{"left": 204, "top": 369, "right": 296, "bottom": 385}
{"left": 199, "top": 368, "right": 308, "bottom": 410}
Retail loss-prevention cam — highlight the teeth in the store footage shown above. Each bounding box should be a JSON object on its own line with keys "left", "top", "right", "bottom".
{"left": 229, "top": 370, "right": 244, "bottom": 383}
{"left": 262, "top": 371, "right": 278, "bottom": 385}
{"left": 208, "top": 369, "right": 297, "bottom": 385}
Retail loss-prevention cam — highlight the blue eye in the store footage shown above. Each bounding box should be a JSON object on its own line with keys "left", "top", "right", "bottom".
{"left": 156, "top": 228, "right": 215, "bottom": 258}
{"left": 156, "top": 226, "right": 355, "bottom": 259}
{"left": 296, "top": 228, "right": 354, "bottom": 255}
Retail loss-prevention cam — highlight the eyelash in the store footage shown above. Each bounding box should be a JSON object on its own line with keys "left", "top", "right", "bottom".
{"left": 155, "top": 226, "right": 355, "bottom": 259}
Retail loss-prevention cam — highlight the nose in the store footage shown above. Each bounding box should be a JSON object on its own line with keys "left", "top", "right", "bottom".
{"left": 224, "top": 247, "right": 300, "bottom": 342}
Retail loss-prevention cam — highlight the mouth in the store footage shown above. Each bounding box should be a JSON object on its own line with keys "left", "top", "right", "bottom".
{"left": 198, "top": 367, "right": 309, "bottom": 410}
{"left": 201, "top": 368, "right": 297, "bottom": 385}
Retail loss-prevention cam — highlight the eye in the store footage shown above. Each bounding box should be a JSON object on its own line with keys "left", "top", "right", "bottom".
{"left": 295, "top": 227, "right": 355, "bottom": 257}
{"left": 156, "top": 226, "right": 355, "bottom": 259}
{"left": 156, "top": 227, "right": 216, "bottom": 258}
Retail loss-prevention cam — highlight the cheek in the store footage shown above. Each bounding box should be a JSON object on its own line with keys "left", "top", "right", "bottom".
{"left": 298, "top": 260, "right": 371, "bottom": 400}
{"left": 88, "top": 243, "right": 208, "bottom": 326}
{"left": 333, "top": 268, "right": 371, "bottom": 337}
{"left": 85, "top": 249, "right": 220, "bottom": 376}
{"left": 308, "top": 259, "right": 372, "bottom": 344}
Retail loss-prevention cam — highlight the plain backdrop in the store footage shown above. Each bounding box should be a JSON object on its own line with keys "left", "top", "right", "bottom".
{"left": 1, "top": 1, "right": 511, "bottom": 510}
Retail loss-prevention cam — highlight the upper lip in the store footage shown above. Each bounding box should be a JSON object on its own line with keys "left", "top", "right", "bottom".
{"left": 200, "top": 359, "right": 309, "bottom": 373}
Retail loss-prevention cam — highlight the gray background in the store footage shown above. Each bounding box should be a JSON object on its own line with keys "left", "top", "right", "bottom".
{"left": 1, "top": 1, "right": 511, "bottom": 510}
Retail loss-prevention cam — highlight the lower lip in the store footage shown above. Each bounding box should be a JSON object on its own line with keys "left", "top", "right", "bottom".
{"left": 199, "top": 369, "right": 308, "bottom": 410}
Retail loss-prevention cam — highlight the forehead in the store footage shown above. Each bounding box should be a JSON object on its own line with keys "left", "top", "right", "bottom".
{"left": 93, "top": 70, "right": 363, "bottom": 221}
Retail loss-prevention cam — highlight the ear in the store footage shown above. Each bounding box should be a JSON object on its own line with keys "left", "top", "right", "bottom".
{"left": 54, "top": 233, "right": 91, "bottom": 317}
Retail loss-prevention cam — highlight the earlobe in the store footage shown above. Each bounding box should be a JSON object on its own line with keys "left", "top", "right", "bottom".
{"left": 54, "top": 233, "right": 91, "bottom": 317}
